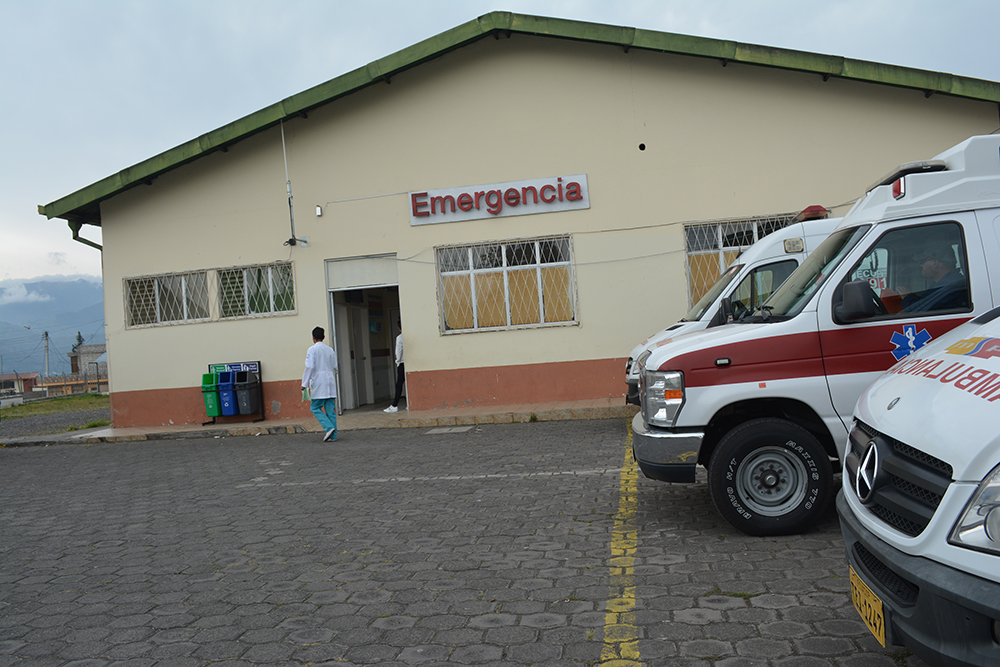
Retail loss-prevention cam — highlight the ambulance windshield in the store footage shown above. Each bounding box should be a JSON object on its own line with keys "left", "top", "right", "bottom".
{"left": 755, "top": 226, "right": 869, "bottom": 319}
{"left": 683, "top": 263, "right": 743, "bottom": 321}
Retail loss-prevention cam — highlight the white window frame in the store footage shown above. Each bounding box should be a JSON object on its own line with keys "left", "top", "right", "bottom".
{"left": 124, "top": 262, "right": 296, "bottom": 329}
{"left": 683, "top": 211, "right": 798, "bottom": 308}
{"left": 435, "top": 235, "right": 577, "bottom": 333}
{"left": 124, "top": 270, "right": 210, "bottom": 327}
{"left": 218, "top": 262, "right": 296, "bottom": 320}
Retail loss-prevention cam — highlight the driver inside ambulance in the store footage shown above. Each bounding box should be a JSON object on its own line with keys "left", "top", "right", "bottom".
{"left": 898, "top": 244, "right": 968, "bottom": 312}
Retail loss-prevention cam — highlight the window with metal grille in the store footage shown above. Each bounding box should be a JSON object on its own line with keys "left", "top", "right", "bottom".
{"left": 125, "top": 271, "right": 210, "bottom": 327}
{"left": 219, "top": 262, "right": 295, "bottom": 318}
{"left": 124, "top": 262, "right": 295, "bottom": 328}
{"left": 436, "top": 236, "right": 576, "bottom": 332}
{"left": 684, "top": 212, "right": 798, "bottom": 307}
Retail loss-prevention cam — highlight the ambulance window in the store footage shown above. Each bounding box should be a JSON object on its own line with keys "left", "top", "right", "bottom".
{"left": 684, "top": 263, "right": 742, "bottom": 321}
{"left": 834, "top": 221, "right": 970, "bottom": 322}
{"left": 765, "top": 226, "right": 868, "bottom": 318}
{"left": 730, "top": 260, "right": 796, "bottom": 320}
{"left": 850, "top": 249, "right": 888, "bottom": 287}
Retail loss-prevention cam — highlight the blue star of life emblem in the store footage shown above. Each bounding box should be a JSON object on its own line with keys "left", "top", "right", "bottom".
{"left": 890, "top": 324, "right": 932, "bottom": 360}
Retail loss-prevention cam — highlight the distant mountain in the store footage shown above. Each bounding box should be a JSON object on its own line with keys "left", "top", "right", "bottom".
{"left": 0, "top": 278, "right": 104, "bottom": 377}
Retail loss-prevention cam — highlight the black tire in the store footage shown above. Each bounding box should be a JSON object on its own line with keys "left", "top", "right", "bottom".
{"left": 707, "top": 418, "right": 833, "bottom": 536}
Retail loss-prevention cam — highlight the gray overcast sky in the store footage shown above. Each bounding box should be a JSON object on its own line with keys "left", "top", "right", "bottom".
{"left": 2, "top": 0, "right": 999, "bottom": 284}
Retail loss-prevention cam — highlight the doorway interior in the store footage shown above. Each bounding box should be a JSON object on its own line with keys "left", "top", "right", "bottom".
{"left": 329, "top": 285, "right": 401, "bottom": 412}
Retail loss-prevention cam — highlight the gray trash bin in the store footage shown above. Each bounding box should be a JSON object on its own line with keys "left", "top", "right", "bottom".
{"left": 235, "top": 371, "right": 260, "bottom": 415}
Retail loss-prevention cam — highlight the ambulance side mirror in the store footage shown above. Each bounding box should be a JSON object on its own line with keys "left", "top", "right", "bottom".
{"left": 836, "top": 280, "right": 883, "bottom": 322}
{"left": 720, "top": 297, "right": 734, "bottom": 324}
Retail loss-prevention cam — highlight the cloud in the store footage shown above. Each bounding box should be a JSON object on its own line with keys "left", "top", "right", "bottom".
{"left": 0, "top": 283, "right": 52, "bottom": 306}
{"left": 48, "top": 252, "right": 67, "bottom": 266}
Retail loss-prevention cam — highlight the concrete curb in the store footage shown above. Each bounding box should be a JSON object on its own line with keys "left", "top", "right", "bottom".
{"left": 0, "top": 404, "right": 639, "bottom": 448}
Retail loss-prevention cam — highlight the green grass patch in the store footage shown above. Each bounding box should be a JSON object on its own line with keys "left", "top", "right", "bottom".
{"left": 704, "top": 586, "right": 759, "bottom": 599}
{"left": 67, "top": 419, "right": 111, "bottom": 431}
{"left": 1, "top": 393, "right": 109, "bottom": 420}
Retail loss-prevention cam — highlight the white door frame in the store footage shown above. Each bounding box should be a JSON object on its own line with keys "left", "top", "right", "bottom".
{"left": 325, "top": 253, "right": 399, "bottom": 412}
{"left": 351, "top": 304, "right": 373, "bottom": 406}
{"left": 332, "top": 300, "right": 351, "bottom": 414}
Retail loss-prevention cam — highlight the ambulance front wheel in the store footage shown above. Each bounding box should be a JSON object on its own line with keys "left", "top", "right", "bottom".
{"left": 707, "top": 418, "right": 834, "bottom": 536}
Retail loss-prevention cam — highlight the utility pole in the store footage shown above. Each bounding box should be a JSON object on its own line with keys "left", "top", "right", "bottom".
{"left": 43, "top": 331, "right": 50, "bottom": 378}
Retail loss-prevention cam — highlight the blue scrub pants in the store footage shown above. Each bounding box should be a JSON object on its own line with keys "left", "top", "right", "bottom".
{"left": 310, "top": 397, "right": 337, "bottom": 434}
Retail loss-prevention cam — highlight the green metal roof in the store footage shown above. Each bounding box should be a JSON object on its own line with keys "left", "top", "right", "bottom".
{"left": 39, "top": 10, "right": 1000, "bottom": 227}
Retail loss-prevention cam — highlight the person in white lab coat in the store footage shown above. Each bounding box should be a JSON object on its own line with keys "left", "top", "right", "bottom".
{"left": 302, "top": 326, "right": 338, "bottom": 441}
{"left": 384, "top": 320, "right": 405, "bottom": 413}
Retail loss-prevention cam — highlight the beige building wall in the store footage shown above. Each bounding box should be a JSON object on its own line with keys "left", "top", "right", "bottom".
{"left": 98, "top": 35, "right": 998, "bottom": 425}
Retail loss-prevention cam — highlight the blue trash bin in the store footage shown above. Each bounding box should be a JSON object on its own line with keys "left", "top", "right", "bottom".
{"left": 218, "top": 371, "right": 238, "bottom": 416}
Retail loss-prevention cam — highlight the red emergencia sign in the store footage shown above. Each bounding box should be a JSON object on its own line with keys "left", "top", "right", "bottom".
{"left": 409, "top": 174, "right": 589, "bottom": 226}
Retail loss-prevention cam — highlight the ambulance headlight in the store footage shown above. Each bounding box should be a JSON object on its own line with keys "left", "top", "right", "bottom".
{"left": 950, "top": 463, "right": 1000, "bottom": 555}
{"left": 640, "top": 369, "right": 684, "bottom": 427}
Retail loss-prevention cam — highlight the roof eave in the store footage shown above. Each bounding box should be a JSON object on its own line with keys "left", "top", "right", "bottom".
{"left": 39, "top": 10, "right": 1000, "bottom": 226}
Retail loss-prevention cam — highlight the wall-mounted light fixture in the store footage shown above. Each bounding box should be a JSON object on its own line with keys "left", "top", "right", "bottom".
{"left": 316, "top": 205, "right": 323, "bottom": 217}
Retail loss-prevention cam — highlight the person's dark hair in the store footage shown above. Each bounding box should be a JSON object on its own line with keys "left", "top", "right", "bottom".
{"left": 312, "top": 326, "right": 325, "bottom": 341}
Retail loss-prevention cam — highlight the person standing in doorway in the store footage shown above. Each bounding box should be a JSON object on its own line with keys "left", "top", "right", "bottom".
{"left": 302, "top": 326, "right": 338, "bottom": 441}
{"left": 384, "top": 320, "right": 405, "bottom": 413}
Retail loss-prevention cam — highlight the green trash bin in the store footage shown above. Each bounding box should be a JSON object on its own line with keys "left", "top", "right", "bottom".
{"left": 202, "top": 372, "right": 221, "bottom": 417}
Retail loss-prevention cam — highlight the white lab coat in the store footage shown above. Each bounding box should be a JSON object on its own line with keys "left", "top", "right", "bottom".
{"left": 394, "top": 333, "right": 404, "bottom": 367}
{"left": 302, "top": 341, "right": 338, "bottom": 399}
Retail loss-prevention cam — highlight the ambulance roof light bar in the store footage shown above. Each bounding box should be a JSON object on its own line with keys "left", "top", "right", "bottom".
{"left": 795, "top": 205, "right": 830, "bottom": 221}
{"left": 867, "top": 159, "right": 947, "bottom": 194}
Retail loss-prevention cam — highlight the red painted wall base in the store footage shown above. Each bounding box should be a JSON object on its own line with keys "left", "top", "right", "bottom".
{"left": 110, "top": 380, "right": 306, "bottom": 428}
{"left": 108, "top": 357, "right": 628, "bottom": 428}
{"left": 405, "top": 357, "right": 627, "bottom": 411}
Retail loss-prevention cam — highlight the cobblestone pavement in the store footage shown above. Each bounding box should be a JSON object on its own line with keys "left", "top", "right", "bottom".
{"left": 0, "top": 419, "right": 929, "bottom": 667}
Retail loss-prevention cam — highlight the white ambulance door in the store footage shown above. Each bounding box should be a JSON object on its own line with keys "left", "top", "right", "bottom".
{"left": 983, "top": 210, "right": 1000, "bottom": 302}
{"left": 818, "top": 214, "right": 986, "bottom": 430}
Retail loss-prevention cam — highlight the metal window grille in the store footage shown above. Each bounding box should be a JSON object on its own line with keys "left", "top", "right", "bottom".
{"left": 684, "top": 212, "right": 797, "bottom": 307}
{"left": 124, "top": 262, "right": 294, "bottom": 328}
{"left": 125, "top": 270, "right": 210, "bottom": 327}
{"left": 436, "top": 236, "right": 576, "bottom": 332}
{"left": 219, "top": 262, "right": 296, "bottom": 319}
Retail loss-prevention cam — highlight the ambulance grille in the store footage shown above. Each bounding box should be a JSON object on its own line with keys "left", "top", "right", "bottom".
{"left": 853, "top": 542, "right": 919, "bottom": 605}
{"left": 847, "top": 421, "right": 953, "bottom": 537}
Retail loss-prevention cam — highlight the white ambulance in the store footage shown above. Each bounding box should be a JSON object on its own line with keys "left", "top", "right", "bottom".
{"left": 632, "top": 134, "right": 1000, "bottom": 536}
{"left": 625, "top": 208, "right": 838, "bottom": 405}
{"left": 838, "top": 307, "right": 1000, "bottom": 666}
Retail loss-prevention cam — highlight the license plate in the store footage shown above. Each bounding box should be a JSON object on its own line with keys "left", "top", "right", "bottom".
{"left": 850, "top": 566, "right": 886, "bottom": 647}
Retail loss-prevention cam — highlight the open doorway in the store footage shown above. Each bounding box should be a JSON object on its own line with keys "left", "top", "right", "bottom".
{"left": 325, "top": 254, "right": 400, "bottom": 413}
{"left": 329, "top": 285, "right": 400, "bottom": 411}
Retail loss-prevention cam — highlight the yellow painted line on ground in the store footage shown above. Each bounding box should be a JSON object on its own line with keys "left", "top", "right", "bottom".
{"left": 600, "top": 422, "right": 641, "bottom": 666}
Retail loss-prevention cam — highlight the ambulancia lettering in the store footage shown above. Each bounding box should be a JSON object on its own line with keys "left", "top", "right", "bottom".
{"left": 886, "top": 352, "right": 1000, "bottom": 402}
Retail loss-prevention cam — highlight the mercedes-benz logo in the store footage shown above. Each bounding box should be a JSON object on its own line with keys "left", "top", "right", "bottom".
{"left": 855, "top": 440, "right": 880, "bottom": 504}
